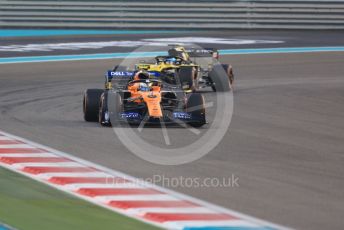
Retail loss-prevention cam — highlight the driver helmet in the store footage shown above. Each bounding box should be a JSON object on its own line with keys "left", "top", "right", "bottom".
{"left": 165, "top": 57, "right": 176, "bottom": 65}
{"left": 138, "top": 82, "right": 150, "bottom": 92}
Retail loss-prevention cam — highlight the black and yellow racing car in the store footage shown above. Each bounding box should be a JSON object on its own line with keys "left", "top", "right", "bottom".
{"left": 136, "top": 45, "right": 234, "bottom": 92}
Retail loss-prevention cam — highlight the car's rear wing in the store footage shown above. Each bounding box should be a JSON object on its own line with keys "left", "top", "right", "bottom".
{"left": 186, "top": 48, "right": 219, "bottom": 59}
{"left": 105, "top": 70, "right": 162, "bottom": 82}
{"left": 106, "top": 71, "right": 134, "bottom": 81}
{"left": 168, "top": 45, "right": 219, "bottom": 60}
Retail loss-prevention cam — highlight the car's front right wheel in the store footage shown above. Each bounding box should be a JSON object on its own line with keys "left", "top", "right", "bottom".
{"left": 83, "top": 89, "right": 104, "bottom": 122}
{"left": 99, "top": 91, "right": 111, "bottom": 127}
{"left": 186, "top": 93, "right": 206, "bottom": 127}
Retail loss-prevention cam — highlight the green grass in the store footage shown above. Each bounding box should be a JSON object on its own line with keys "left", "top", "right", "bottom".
{"left": 0, "top": 167, "right": 161, "bottom": 230}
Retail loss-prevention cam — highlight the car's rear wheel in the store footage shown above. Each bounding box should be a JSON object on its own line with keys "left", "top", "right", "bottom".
{"left": 179, "top": 66, "right": 196, "bottom": 92}
{"left": 186, "top": 93, "right": 206, "bottom": 127}
{"left": 83, "top": 89, "right": 104, "bottom": 122}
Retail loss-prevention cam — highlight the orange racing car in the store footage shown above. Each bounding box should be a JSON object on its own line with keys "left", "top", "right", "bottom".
{"left": 83, "top": 69, "right": 206, "bottom": 127}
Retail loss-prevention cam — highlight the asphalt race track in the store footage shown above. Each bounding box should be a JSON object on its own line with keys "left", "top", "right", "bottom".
{"left": 1, "top": 31, "right": 344, "bottom": 230}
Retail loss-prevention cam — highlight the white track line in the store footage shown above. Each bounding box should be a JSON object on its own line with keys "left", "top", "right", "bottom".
{"left": 128, "top": 207, "right": 217, "bottom": 215}
{"left": 95, "top": 194, "right": 182, "bottom": 202}
{"left": 0, "top": 144, "right": 37, "bottom": 148}
{"left": 0, "top": 153, "right": 57, "bottom": 157}
{"left": 36, "top": 172, "right": 112, "bottom": 179}
{"left": 11, "top": 162, "right": 84, "bottom": 168}
{"left": 64, "top": 183, "right": 143, "bottom": 190}
{"left": 165, "top": 220, "right": 262, "bottom": 230}
{"left": 0, "top": 136, "right": 15, "bottom": 140}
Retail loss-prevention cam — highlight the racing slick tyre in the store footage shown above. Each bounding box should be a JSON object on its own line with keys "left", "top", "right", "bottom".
{"left": 179, "top": 66, "right": 196, "bottom": 92}
{"left": 221, "top": 64, "right": 234, "bottom": 87}
{"left": 209, "top": 64, "right": 231, "bottom": 92}
{"left": 99, "top": 91, "right": 111, "bottom": 127}
{"left": 186, "top": 93, "right": 206, "bottom": 127}
{"left": 83, "top": 89, "right": 104, "bottom": 122}
{"left": 107, "top": 91, "right": 123, "bottom": 127}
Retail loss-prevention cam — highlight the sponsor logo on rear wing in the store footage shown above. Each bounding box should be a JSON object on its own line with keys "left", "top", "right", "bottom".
{"left": 106, "top": 71, "right": 134, "bottom": 81}
{"left": 106, "top": 70, "right": 161, "bottom": 81}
